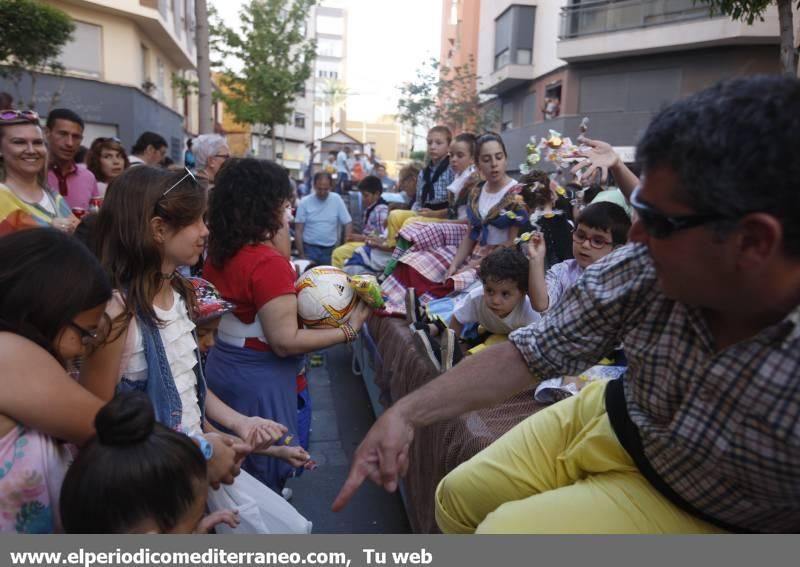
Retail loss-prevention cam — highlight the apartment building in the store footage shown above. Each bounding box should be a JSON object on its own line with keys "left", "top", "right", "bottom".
{"left": 448, "top": 0, "right": 781, "bottom": 171}
{"left": 441, "top": 0, "right": 481, "bottom": 76}
{"left": 313, "top": 3, "right": 348, "bottom": 146}
{"left": 1, "top": 0, "right": 201, "bottom": 163}
{"left": 345, "top": 115, "right": 414, "bottom": 171}
{"left": 246, "top": 1, "right": 348, "bottom": 178}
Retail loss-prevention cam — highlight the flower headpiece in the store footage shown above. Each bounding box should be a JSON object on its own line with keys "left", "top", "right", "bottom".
{"left": 519, "top": 118, "right": 591, "bottom": 174}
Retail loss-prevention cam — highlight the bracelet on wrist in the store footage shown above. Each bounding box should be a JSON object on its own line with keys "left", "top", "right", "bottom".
{"left": 340, "top": 322, "right": 357, "bottom": 344}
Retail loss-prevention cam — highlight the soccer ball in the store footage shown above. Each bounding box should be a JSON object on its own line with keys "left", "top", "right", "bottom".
{"left": 295, "top": 266, "right": 358, "bottom": 328}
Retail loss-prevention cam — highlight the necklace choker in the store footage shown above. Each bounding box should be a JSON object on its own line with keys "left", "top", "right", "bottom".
{"left": 161, "top": 271, "right": 176, "bottom": 281}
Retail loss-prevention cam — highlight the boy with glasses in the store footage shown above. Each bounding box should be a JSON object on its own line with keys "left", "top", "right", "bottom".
{"left": 526, "top": 202, "right": 631, "bottom": 402}
{"left": 527, "top": 202, "right": 631, "bottom": 314}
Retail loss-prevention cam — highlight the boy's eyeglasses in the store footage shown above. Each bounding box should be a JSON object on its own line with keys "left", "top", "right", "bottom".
{"left": 572, "top": 229, "right": 613, "bottom": 249}
{"left": 0, "top": 109, "right": 39, "bottom": 123}
{"left": 630, "top": 186, "right": 729, "bottom": 239}
{"left": 162, "top": 167, "right": 198, "bottom": 199}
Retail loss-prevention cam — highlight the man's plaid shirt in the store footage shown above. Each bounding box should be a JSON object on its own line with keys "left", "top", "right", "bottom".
{"left": 510, "top": 243, "right": 800, "bottom": 532}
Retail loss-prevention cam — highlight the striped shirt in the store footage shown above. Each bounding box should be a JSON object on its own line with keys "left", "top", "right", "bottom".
{"left": 509, "top": 243, "right": 800, "bottom": 532}
{"left": 543, "top": 259, "right": 583, "bottom": 313}
{"left": 362, "top": 201, "right": 389, "bottom": 237}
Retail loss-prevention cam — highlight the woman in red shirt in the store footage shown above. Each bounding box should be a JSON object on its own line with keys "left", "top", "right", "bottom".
{"left": 204, "top": 158, "right": 369, "bottom": 493}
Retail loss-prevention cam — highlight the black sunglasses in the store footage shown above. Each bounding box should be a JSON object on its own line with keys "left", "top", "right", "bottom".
{"left": 630, "top": 186, "right": 730, "bottom": 239}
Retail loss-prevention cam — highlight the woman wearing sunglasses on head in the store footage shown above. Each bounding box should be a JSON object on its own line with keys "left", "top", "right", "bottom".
{"left": 79, "top": 165, "right": 311, "bottom": 532}
{"left": 0, "top": 228, "right": 111, "bottom": 533}
{"left": 85, "top": 137, "right": 129, "bottom": 197}
{"left": 0, "top": 109, "right": 79, "bottom": 235}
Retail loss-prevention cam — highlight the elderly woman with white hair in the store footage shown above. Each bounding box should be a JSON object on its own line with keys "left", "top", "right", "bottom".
{"left": 193, "top": 134, "right": 230, "bottom": 189}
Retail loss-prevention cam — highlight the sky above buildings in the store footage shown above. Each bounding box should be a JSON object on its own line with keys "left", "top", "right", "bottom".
{"left": 212, "top": 0, "right": 443, "bottom": 123}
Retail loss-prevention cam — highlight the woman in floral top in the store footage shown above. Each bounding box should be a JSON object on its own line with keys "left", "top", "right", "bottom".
{"left": 0, "top": 229, "right": 110, "bottom": 533}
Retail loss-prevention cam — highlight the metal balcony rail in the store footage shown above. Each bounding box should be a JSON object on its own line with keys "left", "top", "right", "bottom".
{"left": 559, "top": 0, "right": 720, "bottom": 40}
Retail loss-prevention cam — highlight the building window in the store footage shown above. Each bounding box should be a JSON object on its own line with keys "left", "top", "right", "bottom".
{"left": 494, "top": 5, "right": 536, "bottom": 71}
{"left": 317, "top": 15, "right": 344, "bottom": 35}
{"left": 543, "top": 83, "right": 562, "bottom": 120}
{"left": 59, "top": 20, "right": 103, "bottom": 77}
{"left": 294, "top": 113, "right": 306, "bottom": 129}
{"left": 157, "top": 58, "right": 166, "bottom": 102}
{"left": 501, "top": 101, "right": 514, "bottom": 131}
{"left": 516, "top": 49, "right": 532, "bottom": 65}
{"left": 522, "top": 92, "right": 536, "bottom": 126}
{"left": 317, "top": 69, "right": 339, "bottom": 80}
{"left": 318, "top": 38, "right": 343, "bottom": 58}
{"left": 185, "top": 0, "right": 196, "bottom": 52}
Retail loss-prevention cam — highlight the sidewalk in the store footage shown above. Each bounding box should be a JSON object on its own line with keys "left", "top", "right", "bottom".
{"left": 284, "top": 344, "right": 410, "bottom": 534}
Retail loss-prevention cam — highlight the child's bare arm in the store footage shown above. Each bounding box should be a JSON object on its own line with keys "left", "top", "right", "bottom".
{"left": 527, "top": 233, "right": 550, "bottom": 312}
{"left": 257, "top": 444, "right": 311, "bottom": 468}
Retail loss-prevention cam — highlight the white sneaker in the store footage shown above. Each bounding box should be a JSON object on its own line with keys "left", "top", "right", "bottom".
{"left": 281, "top": 487, "right": 293, "bottom": 501}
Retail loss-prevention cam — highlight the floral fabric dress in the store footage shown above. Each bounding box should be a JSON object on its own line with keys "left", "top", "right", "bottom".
{"left": 0, "top": 425, "right": 71, "bottom": 533}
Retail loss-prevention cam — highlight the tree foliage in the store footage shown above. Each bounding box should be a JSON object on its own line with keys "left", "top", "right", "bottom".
{"left": 212, "top": 0, "right": 317, "bottom": 157}
{"left": 695, "top": 0, "right": 800, "bottom": 75}
{"left": 0, "top": 0, "right": 74, "bottom": 108}
{"left": 396, "top": 58, "right": 439, "bottom": 132}
{"left": 397, "top": 57, "right": 498, "bottom": 138}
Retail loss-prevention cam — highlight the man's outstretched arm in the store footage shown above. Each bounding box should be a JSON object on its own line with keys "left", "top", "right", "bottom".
{"left": 332, "top": 341, "right": 534, "bottom": 511}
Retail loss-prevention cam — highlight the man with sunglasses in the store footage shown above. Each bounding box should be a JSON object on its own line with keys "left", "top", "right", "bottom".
{"left": 334, "top": 76, "right": 800, "bottom": 533}
{"left": 45, "top": 108, "right": 100, "bottom": 212}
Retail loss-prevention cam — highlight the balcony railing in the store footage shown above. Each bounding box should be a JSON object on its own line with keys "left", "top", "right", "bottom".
{"left": 559, "top": 0, "right": 720, "bottom": 40}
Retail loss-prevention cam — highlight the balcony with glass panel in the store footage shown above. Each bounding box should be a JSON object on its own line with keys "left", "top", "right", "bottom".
{"left": 557, "top": 0, "right": 778, "bottom": 62}
{"left": 559, "top": 0, "right": 717, "bottom": 40}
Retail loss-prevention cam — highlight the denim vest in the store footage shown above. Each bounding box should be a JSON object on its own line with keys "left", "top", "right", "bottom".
{"left": 117, "top": 308, "right": 207, "bottom": 432}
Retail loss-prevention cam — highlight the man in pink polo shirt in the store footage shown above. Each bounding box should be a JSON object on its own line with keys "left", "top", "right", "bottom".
{"left": 45, "top": 108, "right": 99, "bottom": 211}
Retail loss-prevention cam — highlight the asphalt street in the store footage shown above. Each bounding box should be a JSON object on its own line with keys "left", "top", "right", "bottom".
{"left": 284, "top": 345, "right": 410, "bottom": 534}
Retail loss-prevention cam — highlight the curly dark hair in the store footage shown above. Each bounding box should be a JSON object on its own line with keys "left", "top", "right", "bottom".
{"left": 479, "top": 247, "right": 529, "bottom": 293}
{"left": 636, "top": 75, "right": 800, "bottom": 257}
{"left": 518, "top": 170, "right": 552, "bottom": 210}
{"left": 208, "top": 158, "right": 293, "bottom": 269}
{"left": 577, "top": 202, "right": 631, "bottom": 247}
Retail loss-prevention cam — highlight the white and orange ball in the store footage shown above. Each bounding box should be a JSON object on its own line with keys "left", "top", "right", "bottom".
{"left": 295, "top": 266, "right": 358, "bottom": 328}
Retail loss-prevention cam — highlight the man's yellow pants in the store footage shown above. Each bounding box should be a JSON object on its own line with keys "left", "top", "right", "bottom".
{"left": 435, "top": 380, "right": 722, "bottom": 534}
{"left": 332, "top": 242, "right": 363, "bottom": 268}
{"left": 385, "top": 210, "right": 445, "bottom": 247}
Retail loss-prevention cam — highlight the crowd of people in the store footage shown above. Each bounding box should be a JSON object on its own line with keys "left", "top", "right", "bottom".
{"left": 333, "top": 75, "right": 800, "bottom": 534}
{"left": 0, "top": 74, "right": 798, "bottom": 534}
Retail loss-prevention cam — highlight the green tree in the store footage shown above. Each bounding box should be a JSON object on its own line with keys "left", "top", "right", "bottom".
{"left": 397, "top": 57, "right": 498, "bottom": 149}
{"left": 695, "top": 0, "right": 800, "bottom": 75}
{"left": 438, "top": 57, "right": 499, "bottom": 134}
{"left": 212, "top": 0, "right": 317, "bottom": 159}
{"left": 0, "top": 0, "right": 74, "bottom": 109}
{"left": 396, "top": 58, "right": 439, "bottom": 140}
